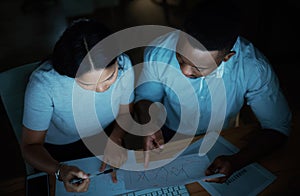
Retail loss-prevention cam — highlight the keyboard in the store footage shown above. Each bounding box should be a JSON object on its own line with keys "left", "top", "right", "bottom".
{"left": 118, "top": 185, "right": 190, "bottom": 196}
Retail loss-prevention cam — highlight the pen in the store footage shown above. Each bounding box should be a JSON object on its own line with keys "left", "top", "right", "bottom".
{"left": 69, "top": 168, "right": 114, "bottom": 184}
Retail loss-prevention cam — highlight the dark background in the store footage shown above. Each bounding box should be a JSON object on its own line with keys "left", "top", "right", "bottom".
{"left": 0, "top": 0, "right": 299, "bottom": 195}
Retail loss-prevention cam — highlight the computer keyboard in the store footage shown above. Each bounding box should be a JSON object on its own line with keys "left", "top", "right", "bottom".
{"left": 118, "top": 185, "right": 190, "bottom": 196}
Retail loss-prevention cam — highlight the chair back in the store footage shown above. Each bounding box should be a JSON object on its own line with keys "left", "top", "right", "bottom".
{"left": 0, "top": 62, "right": 40, "bottom": 175}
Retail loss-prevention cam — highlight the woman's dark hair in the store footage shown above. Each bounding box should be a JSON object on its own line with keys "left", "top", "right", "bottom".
{"left": 183, "top": 0, "right": 241, "bottom": 52}
{"left": 52, "top": 19, "right": 116, "bottom": 78}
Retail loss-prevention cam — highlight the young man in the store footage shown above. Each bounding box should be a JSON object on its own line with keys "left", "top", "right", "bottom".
{"left": 134, "top": 1, "right": 291, "bottom": 183}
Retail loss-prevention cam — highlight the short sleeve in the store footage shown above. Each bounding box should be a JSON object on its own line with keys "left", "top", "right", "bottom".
{"left": 113, "top": 54, "right": 135, "bottom": 105}
{"left": 134, "top": 46, "right": 165, "bottom": 103}
{"left": 22, "top": 73, "right": 53, "bottom": 131}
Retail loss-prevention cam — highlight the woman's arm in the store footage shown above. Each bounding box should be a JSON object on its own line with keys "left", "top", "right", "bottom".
{"left": 109, "top": 102, "right": 134, "bottom": 142}
{"left": 100, "top": 103, "right": 134, "bottom": 182}
{"left": 21, "top": 126, "right": 90, "bottom": 192}
{"left": 21, "top": 126, "right": 59, "bottom": 175}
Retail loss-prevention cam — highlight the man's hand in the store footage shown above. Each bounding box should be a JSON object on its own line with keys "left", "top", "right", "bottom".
{"left": 204, "top": 155, "right": 239, "bottom": 183}
{"left": 204, "top": 129, "right": 287, "bottom": 183}
{"left": 100, "top": 135, "right": 127, "bottom": 183}
{"left": 143, "top": 130, "right": 165, "bottom": 168}
{"left": 59, "top": 164, "right": 90, "bottom": 192}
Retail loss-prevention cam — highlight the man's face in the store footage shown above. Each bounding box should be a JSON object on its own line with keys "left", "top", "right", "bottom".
{"left": 176, "top": 38, "right": 224, "bottom": 78}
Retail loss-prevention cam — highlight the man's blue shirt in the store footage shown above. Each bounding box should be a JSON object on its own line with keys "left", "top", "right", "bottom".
{"left": 135, "top": 31, "right": 291, "bottom": 136}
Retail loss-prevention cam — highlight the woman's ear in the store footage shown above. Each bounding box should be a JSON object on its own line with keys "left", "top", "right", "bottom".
{"left": 223, "top": 51, "right": 236, "bottom": 62}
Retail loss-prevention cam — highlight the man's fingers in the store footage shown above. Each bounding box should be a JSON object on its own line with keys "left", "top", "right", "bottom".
{"left": 205, "top": 167, "right": 217, "bottom": 176}
{"left": 159, "top": 143, "right": 164, "bottom": 150}
{"left": 143, "top": 132, "right": 165, "bottom": 168}
{"left": 145, "top": 137, "right": 154, "bottom": 150}
{"left": 153, "top": 138, "right": 164, "bottom": 149}
{"left": 204, "top": 176, "right": 227, "bottom": 183}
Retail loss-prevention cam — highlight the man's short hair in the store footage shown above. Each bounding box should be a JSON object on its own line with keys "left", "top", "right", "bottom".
{"left": 183, "top": 0, "right": 241, "bottom": 52}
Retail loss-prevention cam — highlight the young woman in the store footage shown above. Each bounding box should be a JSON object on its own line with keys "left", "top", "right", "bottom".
{"left": 21, "top": 19, "right": 134, "bottom": 192}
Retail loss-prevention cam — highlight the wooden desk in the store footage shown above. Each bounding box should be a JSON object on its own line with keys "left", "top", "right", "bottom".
{"left": 50, "top": 124, "right": 299, "bottom": 195}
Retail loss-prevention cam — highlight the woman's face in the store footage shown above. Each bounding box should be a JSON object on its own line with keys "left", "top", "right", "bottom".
{"left": 76, "top": 61, "right": 118, "bottom": 92}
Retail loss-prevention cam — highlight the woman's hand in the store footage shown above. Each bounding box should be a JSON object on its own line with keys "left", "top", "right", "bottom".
{"left": 59, "top": 164, "right": 90, "bottom": 192}
{"left": 100, "top": 134, "right": 128, "bottom": 183}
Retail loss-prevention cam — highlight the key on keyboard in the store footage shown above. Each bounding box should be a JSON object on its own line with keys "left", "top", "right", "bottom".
{"left": 119, "top": 185, "right": 190, "bottom": 196}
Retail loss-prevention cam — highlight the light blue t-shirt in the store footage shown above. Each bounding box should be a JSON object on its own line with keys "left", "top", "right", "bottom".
{"left": 135, "top": 31, "right": 292, "bottom": 136}
{"left": 23, "top": 53, "right": 134, "bottom": 144}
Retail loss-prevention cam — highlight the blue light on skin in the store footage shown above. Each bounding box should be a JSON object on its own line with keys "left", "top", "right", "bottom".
{"left": 176, "top": 37, "right": 235, "bottom": 78}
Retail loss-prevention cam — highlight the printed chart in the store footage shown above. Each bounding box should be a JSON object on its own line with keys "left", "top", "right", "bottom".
{"left": 123, "top": 154, "right": 210, "bottom": 190}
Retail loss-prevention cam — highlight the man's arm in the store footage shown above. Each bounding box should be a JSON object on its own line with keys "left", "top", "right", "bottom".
{"left": 205, "top": 128, "right": 288, "bottom": 183}
{"left": 134, "top": 100, "right": 153, "bottom": 124}
{"left": 134, "top": 100, "right": 165, "bottom": 168}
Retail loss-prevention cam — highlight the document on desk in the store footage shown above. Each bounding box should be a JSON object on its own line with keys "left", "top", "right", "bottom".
{"left": 196, "top": 136, "right": 277, "bottom": 196}
{"left": 54, "top": 153, "right": 211, "bottom": 196}
{"left": 55, "top": 136, "right": 276, "bottom": 196}
{"left": 122, "top": 153, "right": 212, "bottom": 190}
{"left": 128, "top": 136, "right": 277, "bottom": 195}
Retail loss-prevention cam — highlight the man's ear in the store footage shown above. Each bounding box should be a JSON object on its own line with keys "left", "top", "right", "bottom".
{"left": 223, "top": 51, "right": 236, "bottom": 62}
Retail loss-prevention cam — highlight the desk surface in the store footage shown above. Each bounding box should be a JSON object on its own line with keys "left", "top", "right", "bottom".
{"left": 49, "top": 124, "right": 299, "bottom": 195}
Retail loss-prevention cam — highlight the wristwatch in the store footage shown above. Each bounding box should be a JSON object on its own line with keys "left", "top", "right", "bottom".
{"left": 55, "top": 163, "right": 66, "bottom": 181}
